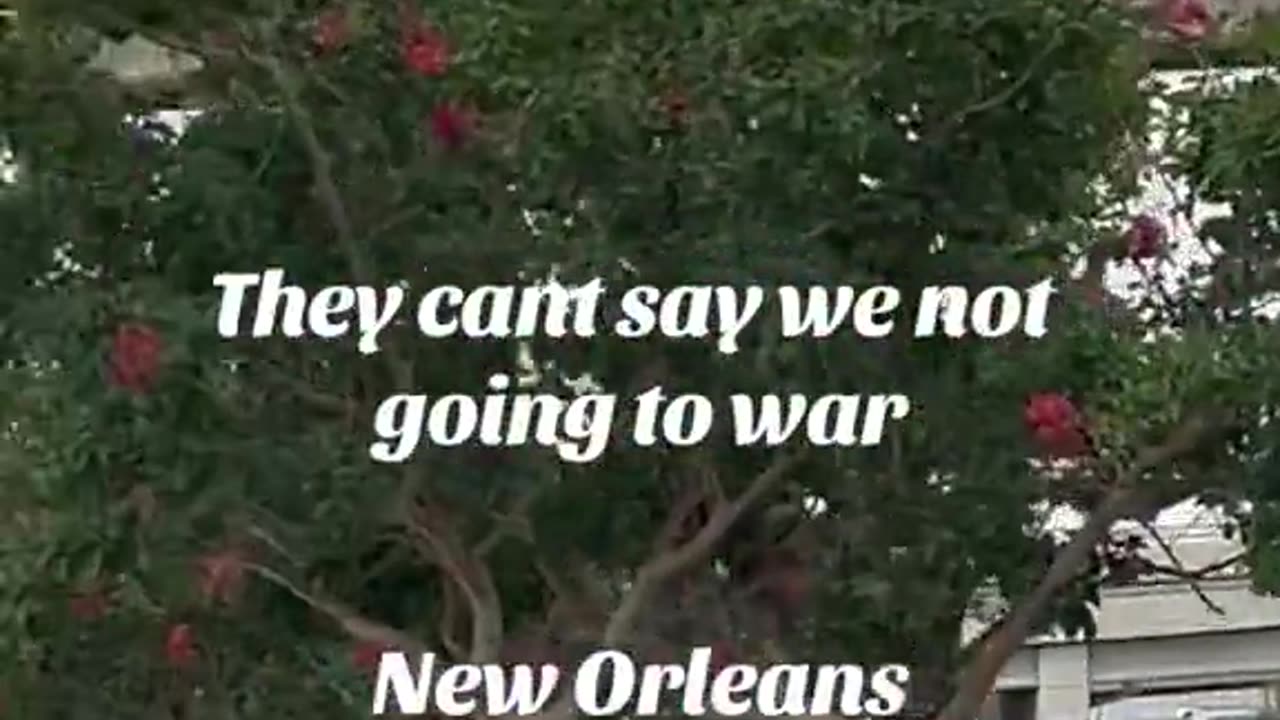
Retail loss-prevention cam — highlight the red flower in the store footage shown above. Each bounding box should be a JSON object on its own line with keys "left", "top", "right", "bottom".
{"left": 661, "top": 89, "right": 690, "bottom": 127}
{"left": 108, "top": 322, "right": 163, "bottom": 394}
{"left": 1034, "top": 424, "right": 1089, "bottom": 458}
{"left": 429, "top": 103, "right": 475, "bottom": 149}
{"left": 69, "top": 590, "right": 108, "bottom": 621}
{"left": 401, "top": 23, "right": 450, "bottom": 76}
{"left": 1126, "top": 213, "right": 1166, "bottom": 260}
{"left": 1161, "top": 0, "right": 1213, "bottom": 41}
{"left": 312, "top": 8, "right": 350, "bottom": 52}
{"left": 351, "top": 641, "right": 392, "bottom": 673}
{"left": 1025, "top": 392, "right": 1089, "bottom": 458}
{"left": 164, "top": 624, "right": 197, "bottom": 669}
{"left": 1024, "top": 392, "right": 1077, "bottom": 433}
{"left": 196, "top": 550, "right": 245, "bottom": 605}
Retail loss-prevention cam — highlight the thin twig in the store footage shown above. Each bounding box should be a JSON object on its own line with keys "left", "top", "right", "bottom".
{"left": 250, "top": 51, "right": 370, "bottom": 284}
{"left": 245, "top": 522, "right": 303, "bottom": 567}
{"left": 1141, "top": 550, "right": 1247, "bottom": 580}
{"left": 258, "top": 360, "right": 352, "bottom": 414}
{"left": 929, "top": 27, "right": 1066, "bottom": 143}
{"left": 1139, "top": 518, "right": 1227, "bottom": 614}
{"left": 243, "top": 562, "right": 428, "bottom": 654}
{"left": 475, "top": 487, "right": 541, "bottom": 557}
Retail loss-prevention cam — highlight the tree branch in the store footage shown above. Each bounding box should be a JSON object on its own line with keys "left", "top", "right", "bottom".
{"left": 513, "top": 453, "right": 803, "bottom": 720}
{"left": 602, "top": 450, "right": 804, "bottom": 647}
{"left": 475, "top": 487, "right": 540, "bottom": 557}
{"left": 242, "top": 562, "right": 428, "bottom": 655}
{"left": 405, "top": 498, "right": 505, "bottom": 664}
{"left": 252, "top": 52, "right": 371, "bottom": 285}
{"left": 251, "top": 44, "right": 420, "bottom": 394}
{"left": 439, "top": 574, "right": 470, "bottom": 660}
{"left": 934, "top": 412, "right": 1223, "bottom": 720}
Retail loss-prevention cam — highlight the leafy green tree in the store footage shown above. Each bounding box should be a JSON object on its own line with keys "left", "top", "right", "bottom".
{"left": 0, "top": 1, "right": 1277, "bottom": 718}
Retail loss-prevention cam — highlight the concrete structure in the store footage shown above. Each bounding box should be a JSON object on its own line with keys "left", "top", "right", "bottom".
{"left": 984, "top": 502, "right": 1280, "bottom": 720}
{"left": 995, "top": 583, "right": 1280, "bottom": 720}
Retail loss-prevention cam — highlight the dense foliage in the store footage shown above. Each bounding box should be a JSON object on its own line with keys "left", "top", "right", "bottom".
{"left": 0, "top": 0, "right": 1277, "bottom": 717}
